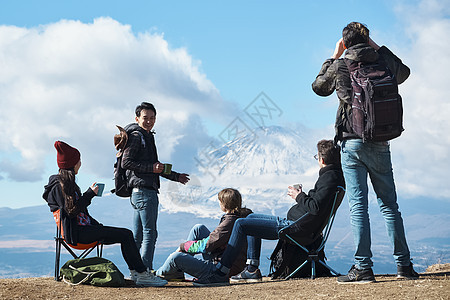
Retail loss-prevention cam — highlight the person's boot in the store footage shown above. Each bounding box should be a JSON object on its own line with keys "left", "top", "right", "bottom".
{"left": 397, "top": 263, "right": 419, "bottom": 280}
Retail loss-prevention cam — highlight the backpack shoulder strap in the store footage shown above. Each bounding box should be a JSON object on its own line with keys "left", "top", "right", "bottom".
{"left": 128, "top": 130, "right": 146, "bottom": 148}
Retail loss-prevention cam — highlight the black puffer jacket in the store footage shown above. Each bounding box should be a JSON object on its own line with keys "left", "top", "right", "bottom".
{"left": 121, "top": 123, "right": 180, "bottom": 191}
{"left": 43, "top": 175, "right": 100, "bottom": 245}
{"left": 312, "top": 44, "right": 410, "bottom": 140}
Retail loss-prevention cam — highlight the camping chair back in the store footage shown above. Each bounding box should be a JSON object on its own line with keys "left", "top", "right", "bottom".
{"left": 316, "top": 185, "right": 345, "bottom": 253}
{"left": 278, "top": 185, "right": 345, "bottom": 279}
{"left": 53, "top": 209, "right": 103, "bottom": 281}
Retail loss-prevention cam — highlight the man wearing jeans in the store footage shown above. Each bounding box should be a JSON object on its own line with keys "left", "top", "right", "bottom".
{"left": 193, "top": 140, "right": 345, "bottom": 286}
{"left": 312, "top": 22, "right": 418, "bottom": 283}
{"left": 122, "top": 102, "right": 189, "bottom": 284}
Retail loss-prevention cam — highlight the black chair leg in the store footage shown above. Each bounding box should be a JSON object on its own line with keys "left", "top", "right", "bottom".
{"left": 54, "top": 238, "right": 62, "bottom": 281}
{"left": 318, "top": 260, "right": 341, "bottom": 276}
{"left": 97, "top": 244, "right": 103, "bottom": 257}
{"left": 311, "top": 259, "right": 316, "bottom": 279}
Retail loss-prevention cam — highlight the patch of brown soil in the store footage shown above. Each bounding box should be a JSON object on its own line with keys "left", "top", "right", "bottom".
{"left": 426, "top": 263, "right": 450, "bottom": 273}
{"left": 1, "top": 264, "right": 449, "bottom": 300}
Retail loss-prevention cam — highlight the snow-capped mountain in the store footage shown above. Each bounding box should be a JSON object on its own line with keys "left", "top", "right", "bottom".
{"left": 212, "top": 126, "right": 316, "bottom": 177}
{"left": 159, "top": 126, "right": 320, "bottom": 217}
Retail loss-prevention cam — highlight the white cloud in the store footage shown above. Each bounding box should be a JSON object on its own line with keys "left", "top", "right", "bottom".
{"left": 390, "top": 0, "right": 450, "bottom": 199}
{"left": 0, "top": 18, "right": 232, "bottom": 181}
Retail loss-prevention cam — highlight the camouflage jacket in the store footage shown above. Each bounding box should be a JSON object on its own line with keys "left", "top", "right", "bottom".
{"left": 311, "top": 44, "right": 410, "bottom": 141}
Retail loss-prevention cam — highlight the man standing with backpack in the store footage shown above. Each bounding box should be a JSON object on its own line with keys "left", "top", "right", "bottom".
{"left": 121, "top": 102, "right": 190, "bottom": 284}
{"left": 312, "top": 22, "right": 418, "bottom": 283}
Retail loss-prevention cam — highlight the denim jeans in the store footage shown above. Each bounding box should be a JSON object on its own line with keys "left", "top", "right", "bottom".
{"left": 185, "top": 224, "right": 213, "bottom": 261}
{"left": 156, "top": 224, "right": 215, "bottom": 278}
{"left": 156, "top": 251, "right": 217, "bottom": 279}
{"left": 130, "top": 187, "right": 159, "bottom": 270}
{"left": 341, "top": 139, "right": 411, "bottom": 269}
{"left": 218, "top": 213, "right": 292, "bottom": 272}
{"left": 186, "top": 224, "right": 210, "bottom": 241}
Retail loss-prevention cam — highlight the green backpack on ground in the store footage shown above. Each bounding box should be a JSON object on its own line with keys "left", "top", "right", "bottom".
{"left": 60, "top": 257, "right": 126, "bottom": 287}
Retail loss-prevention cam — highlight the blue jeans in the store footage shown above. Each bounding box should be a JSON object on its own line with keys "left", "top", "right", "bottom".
{"left": 156, "top": 224, "right": 215, "bottom": 279}
{"left": 130, "top": 187, "right": 159, "bottom": 270}
{"left": 186, "top": 224, "right": 211, "bottom": 241}
{"left": 341, "top": 139, "right": 411, "bottom": 269}
{"left": 184, "top": 224, "right": 213, "bottom": 261}
{"left": 218, "top": 214, "right": 292, "bottom": 272}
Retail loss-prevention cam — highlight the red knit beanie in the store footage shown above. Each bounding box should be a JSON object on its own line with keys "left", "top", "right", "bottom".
{"left": 54, "top": 141, "right": 80, "bottom": 169}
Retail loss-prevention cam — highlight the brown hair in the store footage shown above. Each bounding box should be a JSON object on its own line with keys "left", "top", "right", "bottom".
{"left": 58, "top": 168, "right": 82, "bottom": 217}
{"left": 342, "top": 22, "right": 369, "bottom": 48}
{"left": 317, "top": 139, "right": 341, "bottom": 165}
{"left": 218, "top": 188, "right": 243, "bottom": 214}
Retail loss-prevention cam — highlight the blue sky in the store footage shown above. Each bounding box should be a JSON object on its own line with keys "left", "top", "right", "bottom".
{"left": 0, "top": 0, "right": 449, "bottom": 209}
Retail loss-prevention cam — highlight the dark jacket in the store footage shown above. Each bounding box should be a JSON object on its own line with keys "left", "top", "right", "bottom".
{"left": 180, "top": 208, "right": 253, "bottom": 276}
{"left": 42, "top": 175, "right": 100, "bottom": 245}
{"left": 287, "top": 164, "right": 345, "bottom": 235}
{"left": 121, "top": 123, "right": 180, "bottom": 191}
{"left": 312, "top": 44, "right": 410, "bottom": 140}
{"left": 207, "top": 208, "right": 253, "bottom": 276}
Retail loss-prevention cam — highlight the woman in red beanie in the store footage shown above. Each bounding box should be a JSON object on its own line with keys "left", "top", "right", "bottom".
{"left": 43, "top": 141, "right": 167, "bottom": 287}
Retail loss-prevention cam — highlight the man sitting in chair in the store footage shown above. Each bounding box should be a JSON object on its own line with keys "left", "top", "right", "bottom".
{"left": 193, "top": 139, "right": 345, "bottom": 286}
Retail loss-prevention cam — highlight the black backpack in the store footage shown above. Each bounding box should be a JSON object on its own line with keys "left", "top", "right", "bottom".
{"left": 344, "top": 56, "right": 404, "bottom": 142}
{"left": 112, "top": 126, "right": 145, "bottom": 198}
{"left": 269, "top": 237, "right": 331, "bottom": 279}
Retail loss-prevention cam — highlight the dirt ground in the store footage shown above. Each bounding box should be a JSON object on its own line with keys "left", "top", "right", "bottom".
{"left": 1, "top": 264, "right": 449, "bottom": 300}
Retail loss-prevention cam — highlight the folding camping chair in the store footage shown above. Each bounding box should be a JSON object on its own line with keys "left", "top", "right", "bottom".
{"left": 53, "top": 209, "right": 103, "bottom": 281}
{"left": 278, "top": 186, "right": 345, "bottom": 279}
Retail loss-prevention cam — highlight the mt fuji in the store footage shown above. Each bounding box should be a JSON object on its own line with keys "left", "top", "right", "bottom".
{"left": 159, "top": 125, "right": 321, "bottom": 217}
{"left": 211, "top": 126, "right": 316, "bottom": 177}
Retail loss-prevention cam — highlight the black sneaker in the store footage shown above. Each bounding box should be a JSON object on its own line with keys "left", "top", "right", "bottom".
{"left": 230, "top": 267, "right": 263, "bottom": 283}
{"left": 397, "top": 263, "right": 419, "bottom": 280}
{"left": 337, "top": 265, "right": 376, "bottom": 284}
{"left": 193, "top": 271, "right": 229, "bottom": 287}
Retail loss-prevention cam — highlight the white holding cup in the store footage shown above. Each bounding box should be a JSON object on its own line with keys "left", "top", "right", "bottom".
{"left": 293, "top": 184, "right": 302, "bottom": 190}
